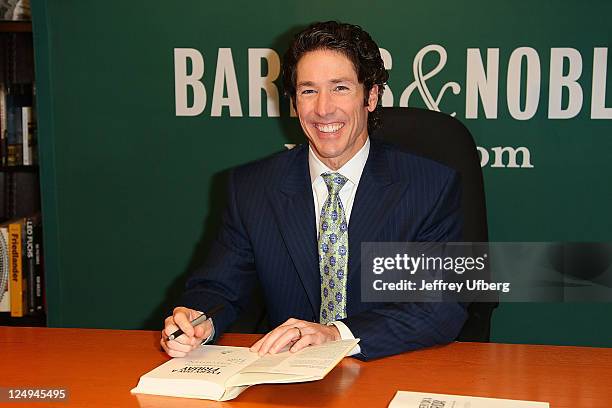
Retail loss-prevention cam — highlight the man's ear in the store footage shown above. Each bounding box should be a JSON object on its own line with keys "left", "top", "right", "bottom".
{"left": 366, "top": 85, "right": 379, "bottom": 112}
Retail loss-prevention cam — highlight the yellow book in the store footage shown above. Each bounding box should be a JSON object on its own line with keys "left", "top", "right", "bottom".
{"left": 8, "top": 221, "right": 24, "bottom": 317}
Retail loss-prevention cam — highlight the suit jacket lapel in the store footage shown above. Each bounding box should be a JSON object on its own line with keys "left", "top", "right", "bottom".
{"left": 347, "top": 141, "right": 410, "bottom": 300}
{"left": 267, "top": 145, "right": 320, "bottom": 318}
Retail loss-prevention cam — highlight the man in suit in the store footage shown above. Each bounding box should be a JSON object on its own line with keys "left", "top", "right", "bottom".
{"left": 161, "top": 21, "right": 467, "bottom": 360}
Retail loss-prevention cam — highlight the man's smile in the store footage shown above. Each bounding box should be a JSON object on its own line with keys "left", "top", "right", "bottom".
{"left": 314, "top": 122, "right": 345, "bottom": 133}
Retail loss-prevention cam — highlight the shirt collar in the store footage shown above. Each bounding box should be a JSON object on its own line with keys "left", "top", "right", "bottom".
{"left": 308, "top": 138, "right": 371, "bottom": 186}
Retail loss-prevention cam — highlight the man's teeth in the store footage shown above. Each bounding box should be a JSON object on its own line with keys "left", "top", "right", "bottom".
{"left": 316, "top": 123, "right": 344, "bottom": 133}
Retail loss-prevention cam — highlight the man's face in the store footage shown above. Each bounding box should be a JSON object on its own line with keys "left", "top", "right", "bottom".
{"left": 295, "top": 49, "right": 378, "bottom": 170}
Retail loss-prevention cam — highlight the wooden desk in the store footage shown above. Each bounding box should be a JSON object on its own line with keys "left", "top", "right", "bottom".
{"left": 0, "top": 327, "right": 611, "bottom": 407}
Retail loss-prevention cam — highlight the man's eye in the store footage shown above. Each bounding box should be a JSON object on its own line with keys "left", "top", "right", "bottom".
{"left": 334, "top": 85, "right": 349, "bottom": 92}
{"left": 300, "top": 89, "right": 315, "bottom": 95}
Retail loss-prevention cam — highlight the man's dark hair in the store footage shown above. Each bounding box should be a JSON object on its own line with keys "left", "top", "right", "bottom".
{"left": 282, "top": 21, "right": 389, "bottom": 135}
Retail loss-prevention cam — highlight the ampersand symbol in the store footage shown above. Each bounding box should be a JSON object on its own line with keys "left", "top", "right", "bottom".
{"left": 400, "top": 44, "right": 461, "bottom": 116}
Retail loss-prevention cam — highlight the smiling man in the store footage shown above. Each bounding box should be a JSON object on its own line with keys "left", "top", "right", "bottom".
{"left": 161, "top": 21, "right": 467, "bottom": 360}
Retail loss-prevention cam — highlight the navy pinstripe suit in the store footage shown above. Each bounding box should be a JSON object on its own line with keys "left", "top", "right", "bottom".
{"left": 180, "top": 139, "right": 468, "bottom": 360}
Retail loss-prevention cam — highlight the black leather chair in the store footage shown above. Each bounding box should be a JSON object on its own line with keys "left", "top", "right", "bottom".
{"left": 372, "top": 107, "right": 497, "bottom": 342}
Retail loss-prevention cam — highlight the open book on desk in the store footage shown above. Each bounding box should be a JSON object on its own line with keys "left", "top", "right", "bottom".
{"left": 131, "top": 339, "right": 359, "bottom": 401}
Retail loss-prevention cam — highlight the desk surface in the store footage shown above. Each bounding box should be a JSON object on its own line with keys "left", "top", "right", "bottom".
{"left": 1, "top": 327, "right": 611, "bottom": 407}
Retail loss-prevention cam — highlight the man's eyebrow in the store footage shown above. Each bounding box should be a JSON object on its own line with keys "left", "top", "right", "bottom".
{"left": 297, "top": 78, "right": 356, "bottom": 87}
{"left": 330, "top": 78, "right": 355, "bottom": 84}
{"left": 297, "top": 80, "right": 315, "bottom": 88}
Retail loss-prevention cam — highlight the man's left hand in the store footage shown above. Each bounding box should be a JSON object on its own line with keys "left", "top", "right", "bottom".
{"left": 250, "top": 318, "right": 341, "bottom": 356}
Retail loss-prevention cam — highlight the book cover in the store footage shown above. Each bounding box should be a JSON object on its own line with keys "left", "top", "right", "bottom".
{"left": 389, "top": 391, "right": 549, "bottom": 408}
{"left": 8, "top": 220, "right": 24, "bottom": 316}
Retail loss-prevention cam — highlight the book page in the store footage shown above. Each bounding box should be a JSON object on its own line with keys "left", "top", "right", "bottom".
{"left": 131, "top": 345, "right": 259, "bottom": 400}
{"left": 177, "top": 345, "right": 260, "bottom": 382}
{"left": 240, "top": 339, "right": 358, "bottom": 377}
{"left": 389, "top": 391, "right": 549, "bottom": 408}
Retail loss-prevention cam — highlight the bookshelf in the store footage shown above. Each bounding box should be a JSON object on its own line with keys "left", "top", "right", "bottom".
{"left": 0, "top": 18, "right": 45, "bottom": 326}
{"left": 0, "top": 21, "right": 31, "bottom": 33}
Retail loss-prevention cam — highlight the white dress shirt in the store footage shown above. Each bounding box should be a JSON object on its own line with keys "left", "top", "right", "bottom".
{"left": 309, "top": 138, "right": 370, "bottom": 356}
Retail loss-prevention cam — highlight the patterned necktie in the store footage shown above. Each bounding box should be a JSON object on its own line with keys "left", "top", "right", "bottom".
{"left": 319, "top": 172, "right": 349, "bottom": 324}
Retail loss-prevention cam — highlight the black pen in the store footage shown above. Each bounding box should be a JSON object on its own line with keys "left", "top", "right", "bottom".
{"left": 167, "top": 304, "right": 224, "bottom": 341}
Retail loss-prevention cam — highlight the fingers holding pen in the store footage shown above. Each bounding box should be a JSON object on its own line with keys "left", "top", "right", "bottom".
{"left": 170, "top": 307, "right": 200, "bottom": 338}
{"left": 161, "top": 307, "right": 210, "bottom": 357}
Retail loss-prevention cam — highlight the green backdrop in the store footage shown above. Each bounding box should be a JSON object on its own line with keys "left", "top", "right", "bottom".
{"left": 31, "top": 1, "right": 612, "bottom": 346}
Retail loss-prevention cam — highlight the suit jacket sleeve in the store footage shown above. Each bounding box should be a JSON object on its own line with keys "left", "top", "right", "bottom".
{"left": 341, "top": 170, "right": 468, "bottom": 360}
{"left": 178, "top": 170, "right": 256, "bottom": 341}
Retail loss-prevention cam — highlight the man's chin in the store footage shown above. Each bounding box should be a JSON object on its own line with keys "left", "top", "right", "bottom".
{"left": 309, "top": 138, "right": 343, "bottom": 153}
{"left": 314, "top": 148, "right": 344, "bottom": 161}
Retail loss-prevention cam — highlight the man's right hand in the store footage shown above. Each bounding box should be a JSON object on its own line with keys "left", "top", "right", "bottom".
{"left": 160, "top": 307, "right": 212, "bottom": 357}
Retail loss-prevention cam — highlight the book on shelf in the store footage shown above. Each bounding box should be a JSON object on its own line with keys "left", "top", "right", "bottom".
{"left": 21, "top": 106, "right": 34, "bottom": 165}
{"left": 0, "top": 172, "right": 4, "bottom": 221}
{"left": 7, "top": 219, "right": 24, "bottom": 316}
{"left": 0, "top": 0, "right": 31, "bottom": 20}
{"left": 1, "top": 83, "right": 34, "bottom": 167}
{"left": 23, "top": 214, "right": 41, "bottom": 313}
{"left": 132, "top": 339, "right": 359, "bottom": 401}
{"left": 5, "top": 91, "right": 22, "bottom": 166}
{"left": 0, "top": 214, "right": 43, "bottom": 316}
{"left": 0, "top": 83, "right": 6, "bottom": 167}
{"left": 32, "top": 215, "right": 43, "bottom": 312}
{"left": 11, "top": 0, "right": 31, "bottom": 20}
{"left": 0, "top": 226, "right": 10, "bottom": 312}
{"left": 3, "top": 171, "right": 41, "bottom": 221}
{"left": 388, "top": 391, "right": 549, "bottom": 408}
{"left": 0, "top": 1, "right": 20, "bottom": 20}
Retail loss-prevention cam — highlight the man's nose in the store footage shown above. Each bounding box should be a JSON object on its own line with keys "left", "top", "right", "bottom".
{"left": 314, "top": 91, "right": 334, "bottom": 117}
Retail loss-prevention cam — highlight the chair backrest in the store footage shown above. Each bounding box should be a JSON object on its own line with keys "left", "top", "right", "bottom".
{"left": 372, "top": 107, "right": 496, "bottom": 342}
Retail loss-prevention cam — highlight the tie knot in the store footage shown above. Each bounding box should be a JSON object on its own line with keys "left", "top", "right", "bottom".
{"left": 322, "top": 172, "right": 348, "bottom": 196}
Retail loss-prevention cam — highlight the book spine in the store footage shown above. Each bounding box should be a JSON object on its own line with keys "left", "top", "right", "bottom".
{"left": 8, "top": 220, "right": 23, "bottom": 317}
{"left": 33, "top": 220, "right": 43, "bottom": 312}
{"left": 24, "top": 217, "right": 35, "bottom": 314}
{"left": 15, "top": 102, "right": 22, "bottom": 165}
{"left": 6, "top": 93, "right": 18, "bottom": 166}
{"left": 22, "top": 106, "right": 31, "bottom": 166}
{"left": 0, "top": 84, "right": 6, "bottom": 167}
{"left": 0, "top": 172, "right": 5, "bottom": 222}
{"left": 0, "top": 226, "right": 10, "bottom": 312}
{"left": 30, "top": 105, "right": 37, "bottom": 165}
{"left": 5, "top": 172, "right": 16, "bottom": 219}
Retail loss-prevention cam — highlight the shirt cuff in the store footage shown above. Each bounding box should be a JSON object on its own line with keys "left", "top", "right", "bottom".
{"left": 329, "top": 321, "right": 361, "bottom": 356}
{"left": 201, "top": 318, "right": 215, "bottom": 345}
